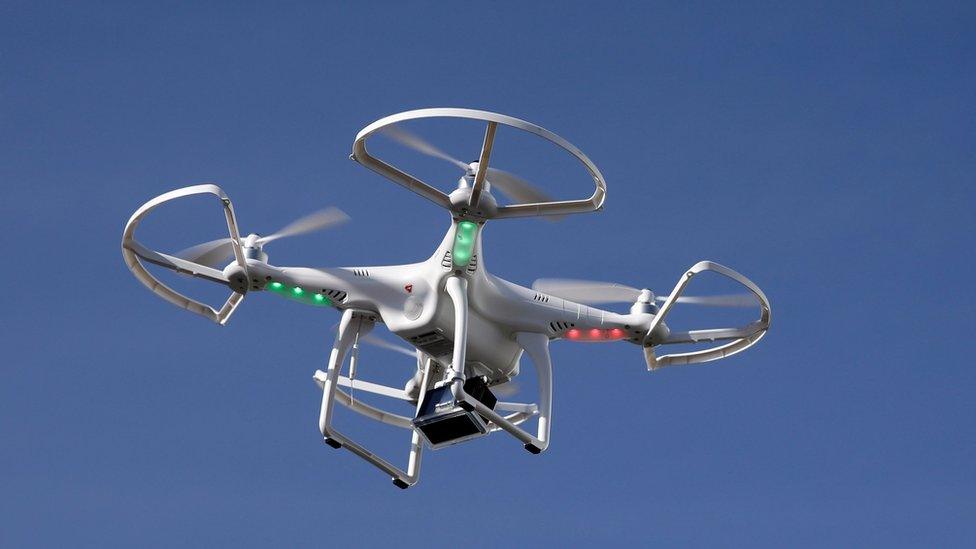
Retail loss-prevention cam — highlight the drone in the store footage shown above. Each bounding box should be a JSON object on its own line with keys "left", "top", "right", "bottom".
{"left": 122, "top": 108, "right": 771, "bottom": 488}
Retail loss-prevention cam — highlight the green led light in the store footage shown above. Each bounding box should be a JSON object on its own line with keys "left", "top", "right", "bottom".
{"left": 452, "top": 220, "right": 478, "bottom": 267}
{"left": 266, "top": 281, "right": 333, "bottom": 307}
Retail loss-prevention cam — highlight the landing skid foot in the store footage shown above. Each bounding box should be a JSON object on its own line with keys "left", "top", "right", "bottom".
{"left": 324, "top": 437, "right": 342, "bottom": 449}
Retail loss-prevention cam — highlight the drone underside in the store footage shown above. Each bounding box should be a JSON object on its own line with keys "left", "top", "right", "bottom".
{"left": 121, "top": 108, "right": 771, "bottom": 488}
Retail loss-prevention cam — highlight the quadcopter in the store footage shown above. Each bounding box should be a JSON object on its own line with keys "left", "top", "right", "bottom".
{"left": 122, "top": 108, "right": 771, "bottom": 488}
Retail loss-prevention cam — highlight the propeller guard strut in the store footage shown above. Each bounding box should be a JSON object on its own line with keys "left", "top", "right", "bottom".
{"left": 646, "top": 261, "right": 772, "bottom": 370}
{"left": 121, "top": 184, "right": 248, "bottom": 325}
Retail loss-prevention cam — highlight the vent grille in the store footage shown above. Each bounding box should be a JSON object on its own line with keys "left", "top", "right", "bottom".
{"left": 466, "top": 254, "right": 478, "bottom": 274}
{"left": 352, "top": 268, "right": 370, "bottom": 277}
{"left": 548, "top": 321, "right": 574, "bottom": 334}
{"left": 322, "top": 288, "right": 347, "bottom": 303}
{"left": 441, "top": 250, "right": 453, "bottom": 269}
{"left": 533, "top": 293, "right": 550, "bottom": 303}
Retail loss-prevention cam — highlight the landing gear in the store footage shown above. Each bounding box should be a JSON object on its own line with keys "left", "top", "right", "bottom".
{"left": 443, "top": 277, "right": 554, "bottom": 454}
{"left": 314, "top": 277, "right": 555, "bottom": 488}
{"left": 316, "top": 308, "right": 424, "bottom": 488}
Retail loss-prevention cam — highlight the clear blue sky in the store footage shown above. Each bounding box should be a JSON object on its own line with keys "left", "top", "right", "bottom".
{"left": 2, "top": 2, "right": 974, "bottom": 547}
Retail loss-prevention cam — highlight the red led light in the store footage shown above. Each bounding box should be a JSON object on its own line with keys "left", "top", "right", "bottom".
{"left": 567, "top": 327, "right": 626, "bottom": 342}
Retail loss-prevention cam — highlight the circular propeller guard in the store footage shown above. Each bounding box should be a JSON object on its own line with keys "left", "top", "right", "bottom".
{"left": 351, "top": 108, "right": 607, "bottom": 220}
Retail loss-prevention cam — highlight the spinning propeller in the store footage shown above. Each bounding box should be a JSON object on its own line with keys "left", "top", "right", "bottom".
{"left": 177, "top": 207, "right": 349, "bottom": 268}
{"left": 531, "top": 278, "right": 756, "bottom": 307}
{"left": 359, "top": 333, "right": 416, "bottom": 358}
{"left": 381, "top": 125, "right": 560, "bottom": 212}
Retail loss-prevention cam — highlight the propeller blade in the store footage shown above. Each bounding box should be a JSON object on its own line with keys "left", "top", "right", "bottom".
{"left": 258, "top": 207, "right": 349, "bottom": 245}
{"left": 657, "top": 294, "right": 756, "bottom": 308}
{"left": 382, "top": 126, "right": 562, "bottom": 219}
{"left": 485, "top": 168, "right": 554, "bottom": 205}
{"left": 531, "top": 278, "right": 640, "bottom": 304}
{"left": 492, "top": 381, "right": 521, "bottom": 397}
{"left": 176, "top": 237, "right": 234, "bottom": 269}
{"left": 359, "top": 333, "right": 417, "bottom": 358}
{"left": 381, "top": 125, "right": 470, "bottom": 171}
{"left": 328, "top": 322, "right": 418, "bottom": 358}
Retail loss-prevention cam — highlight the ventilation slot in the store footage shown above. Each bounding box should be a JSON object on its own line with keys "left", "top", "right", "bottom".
{"left": 548, "top": 321, "right": 574, "bottom": 334}
{"left": 533, "top": 293, "right": 551, "bottom": 303}
{"left": 323, "top": 289, "right": 347, "bottom": 303}
{"left": 466, "top": 254, "right": 478, "bottom": 274}
{"left": 441, "top": 250, "right": 453, "bottom": 269}
{"left": 352, "top": 268, "right": 370, "bottom": 277}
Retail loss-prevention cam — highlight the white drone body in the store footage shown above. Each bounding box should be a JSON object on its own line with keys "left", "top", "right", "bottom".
{"left": 122, "top": 108, "right": 771, "bottom": 488}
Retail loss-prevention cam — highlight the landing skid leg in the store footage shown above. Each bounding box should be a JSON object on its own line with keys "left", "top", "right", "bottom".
{"left": 516, "top": 331, "right": 553, "bottom": 454}
{"left": 445, "top": 277, "right": 554, "bottom": 454}
{"left": 318, "top": 308, "right": 423, "bottom": 488}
